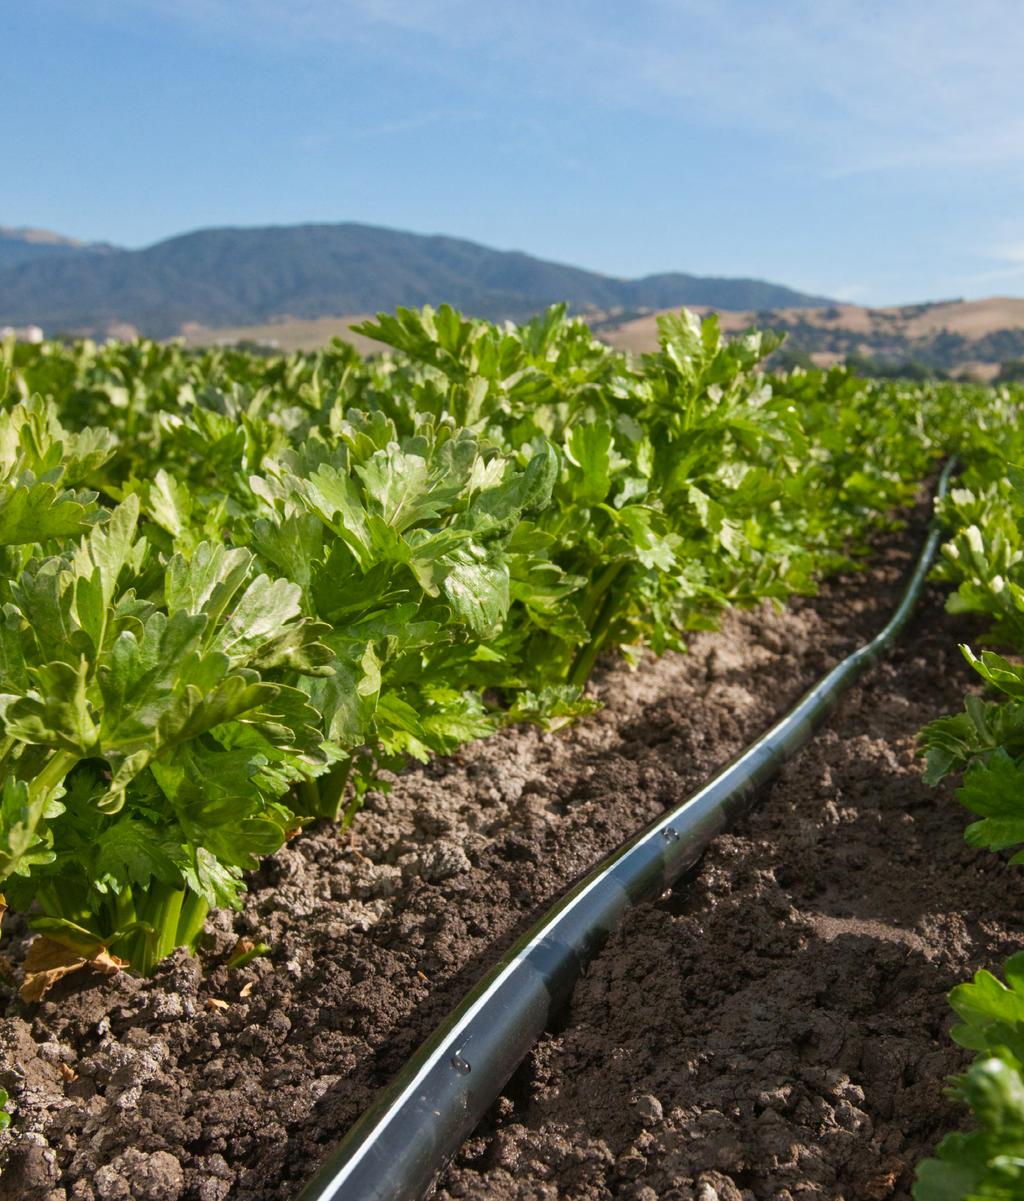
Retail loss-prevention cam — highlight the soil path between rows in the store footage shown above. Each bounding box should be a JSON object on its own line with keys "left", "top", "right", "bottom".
{"left": 434, "top": 552, "right": 1019, "bottom": 1201}
{"left": 0, "top": 508, "right": 1012, "bottom": 1201}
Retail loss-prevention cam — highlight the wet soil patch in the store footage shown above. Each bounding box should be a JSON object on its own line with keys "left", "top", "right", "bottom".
{"left": 0, "top": 510, "right": 1006, "bottom": 1201}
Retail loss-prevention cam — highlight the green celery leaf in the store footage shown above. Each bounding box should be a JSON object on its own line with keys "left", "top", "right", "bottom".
{"left": 0, "top": 482, "right": 100, "bottom": 546}
{"left": 6, "top": 657, "right": 98, "bottom": 753}
{"left": 442, "top": 551, "right": 511, "bottom": 638}
{"left": 949, "top": 951, "right": 1024, "bottom": 1063}
{"left": 93, "top": 817, "right": 185, "bottom": 894}
{"left": 964, "top": 645, "right": 1024, "bottom": 700}
{"left": 165, "top": 542, "right": 251, "bottom": 625}
{"left": 0, "top": 775, "right": 57, "bottom": 880}
{"left": 914, "top": 1057, "right": 1024, "bottom": 1200}
{"left": 182, "top": 846, "right": 245, "bottom": 910}
{"left": 565, "top": 421, "right": 612, "bottom": 504}
{"left": 957, "top": 750, "right": 1024, "bottom": 858}
{"left": 355, "top": 443, "right": 473, "bottom": 532}
{"left": 209, "top": 573, "right": 304, "bottom": 664}
{"left": 97, "top": 610, "right": 208, "bottom": 751}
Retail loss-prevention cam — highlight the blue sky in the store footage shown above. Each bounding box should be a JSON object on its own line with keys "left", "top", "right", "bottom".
{"left": 7, "top": 0, "right": 1024, "bottom": 305}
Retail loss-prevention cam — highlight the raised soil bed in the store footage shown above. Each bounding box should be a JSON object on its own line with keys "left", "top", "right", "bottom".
{"left": 0, "top": 513, "right": 1013, "bottom": 1201}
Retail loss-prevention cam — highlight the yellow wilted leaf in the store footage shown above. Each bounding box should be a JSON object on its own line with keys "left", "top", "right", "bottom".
{"left": 20, "top": 938, "right": 126, "bottom": 1003}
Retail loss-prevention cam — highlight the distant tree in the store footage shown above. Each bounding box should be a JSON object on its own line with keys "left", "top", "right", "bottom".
{"left": 844, "top": 352, "right": 882, "bottom": 378}
{"left": 844, "top": 352, "right": 947, "bottom": 381}
{"left": 769, "top": 345, "right": 815, "bottom": 372}
{"left": 232, "top": 339, "right": 279, "bottom": 358}
{"left": 995, "top": 359, "right": 1024, "bottom": 384}
{"left": 892, "top": 359, "right": 942, "bottom": 382}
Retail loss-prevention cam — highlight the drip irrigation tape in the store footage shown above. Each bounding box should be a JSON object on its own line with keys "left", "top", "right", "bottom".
{"left": 295, "top": 459, "right": 957, "bottom": 1201}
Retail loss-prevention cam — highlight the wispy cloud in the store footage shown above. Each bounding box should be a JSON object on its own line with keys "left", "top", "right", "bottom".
{"left": 961, "top": 237, "right": 1024, "bottom": 288}
{"left": 39, "top": 0, "right": 1024, "bottom": 304}
{"left": 100, "top": 0, "right": 1024, "bottom": 176}
{"left": 297, "top": 108, "right": 478, "bottom": 152}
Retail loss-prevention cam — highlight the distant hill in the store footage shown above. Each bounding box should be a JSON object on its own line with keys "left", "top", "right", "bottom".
{"left": 0, "top": 222, "right": 833, "bottom": 338}
{"left": 0, "top": 227, "right": 119, "bottom": 273}
{"left": 601, "top": 298, "right": 1024, "bottom": 379}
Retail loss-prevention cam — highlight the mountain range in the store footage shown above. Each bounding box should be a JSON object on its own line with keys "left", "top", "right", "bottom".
{"left": 0, "top": 227, "right": 118, "bottom": 274}
{"left": 0, "top": 222, "right": 832, "bottom": 338}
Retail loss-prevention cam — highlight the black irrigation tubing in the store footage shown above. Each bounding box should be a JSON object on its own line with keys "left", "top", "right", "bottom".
{"left": 295, "top": 458, "right": 958, "bottom": 1201}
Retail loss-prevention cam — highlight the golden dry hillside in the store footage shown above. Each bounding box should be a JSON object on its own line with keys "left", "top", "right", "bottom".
{"left": 600, "top": 297, "right": 1024, "bottom": 377}
{"left": 179, "top": 315, "right": 386, "bottom": 354}
{"left": 175, "top": 296, "right": 1024, "bottom": 379}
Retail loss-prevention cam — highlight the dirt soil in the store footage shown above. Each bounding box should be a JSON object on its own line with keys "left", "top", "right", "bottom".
{"left": 0, "top": 511, "right": 1013, "bottom": 1201}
